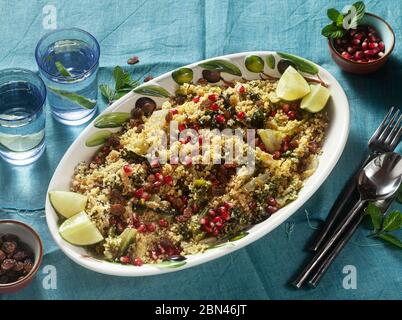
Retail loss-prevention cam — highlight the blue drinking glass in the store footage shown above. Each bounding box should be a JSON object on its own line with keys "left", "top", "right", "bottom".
{"left": 35, "top": 28, "right": 100, "bottom": 126}
{"left": 0, "top": 68, "right": 47, "bottom": 165}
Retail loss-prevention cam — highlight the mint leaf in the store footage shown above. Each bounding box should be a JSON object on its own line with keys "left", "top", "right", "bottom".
{"left": 55, "top": 61, "right": 72, "bottom": 77}
{"left": 321, "top": 24, "right": 346, "bottom": 38}
{"left": 353, "top": 1, "right": 366, "bottom": 24}
{"left": 99, "top": 84, "right": 115, "bottom": 103}
{"left": 365, "top": 203, "right": 382, "bottom": 231}
{"left": 113, "top": 66, "right": 131, "bottom": 91}
{"left": 336, "top": 14, "right": 344, "bottom": 27}
{"left": 382, "top": 211, "right": 402, "bottom": 232}
{"left": 377, "top": 233, "right": 402, "bottom": 249}
{"left": 327, "top": 8, "right": 341, "bottom": 22}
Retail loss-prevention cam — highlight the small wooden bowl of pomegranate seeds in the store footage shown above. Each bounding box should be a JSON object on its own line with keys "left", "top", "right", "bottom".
{"left": 328, "top": 13, "right": 395, "bottom": 74}
{"left": 0, "top": 220, "right": 43, "bottom": 294}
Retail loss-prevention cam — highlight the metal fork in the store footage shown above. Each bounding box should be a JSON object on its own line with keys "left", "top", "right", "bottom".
{"left": 309, "top": 107, "right": 402, "bottom": 252}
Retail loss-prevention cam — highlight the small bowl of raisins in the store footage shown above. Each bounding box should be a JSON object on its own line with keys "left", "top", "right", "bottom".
{"left": 0, "top": 220, "right": 43, "bottom": 294}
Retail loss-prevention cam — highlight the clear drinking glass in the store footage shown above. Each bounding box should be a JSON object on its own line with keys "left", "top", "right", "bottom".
{"left": 0, "top": 68, "right": 46, "bottom": 165}
{"left": 35, "top": 28, "right": 100, "bottom": 126}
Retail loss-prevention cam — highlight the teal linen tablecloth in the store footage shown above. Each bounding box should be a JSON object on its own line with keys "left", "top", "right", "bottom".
{"left": 0, "top": 0, "right": 401, "bottom": 299}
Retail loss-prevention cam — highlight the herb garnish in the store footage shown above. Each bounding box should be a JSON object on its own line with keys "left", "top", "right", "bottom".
{"left": 322, "top": 1, "right": 365, "bottom": 38}
{"left": 100, "top": 66, "right": 140, "bottom": 104}
{"left": 365, "top": 203, "right": 402, "bottom": 249}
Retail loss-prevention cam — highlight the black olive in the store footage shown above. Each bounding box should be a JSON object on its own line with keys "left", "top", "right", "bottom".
{"left": 202, "top": 70, "right": 221, "bottom": 83}
{"left": 169, "top": 255, "right": 186, "bottom": 261}
{"left": 135, "top": 97, "right": 156, "bottom": 116}
{"left": 277, "top": 59, "right": 297, "bottom": 74}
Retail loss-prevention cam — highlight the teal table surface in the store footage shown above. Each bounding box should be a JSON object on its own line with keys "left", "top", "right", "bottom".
{"left": 0, "top": 0, "right": 401, "bottom": 300}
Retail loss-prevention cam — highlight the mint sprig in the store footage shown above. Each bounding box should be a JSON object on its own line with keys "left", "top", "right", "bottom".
{"left": 321, "top": 1, "right": 366, "bottom": 38}
{"left": 100, "top": 66, "right": 140, "bottom": 104}
{"left": 365, "top": 203, "right": 402, "bottom": 249}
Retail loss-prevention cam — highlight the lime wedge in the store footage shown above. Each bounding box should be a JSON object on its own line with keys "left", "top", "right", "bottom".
{"left": 300, "top": 84, "right": 330, "bottom": 113}
{"left": 118, "top": 228, "right": 137, "bottom": 256}
{"left": 49, "top": 191, "right": 88, "bottom": 218}
{"left": 0, "top": 130, "right": 44, "bottom": 152}
{"left": 257, "top": 129, "right": 284, "bottom": 153}
{"left": 59, "top": 211, "right": 103, "bottom": 245}
{"left": 276, "top": 66, "right": 310, "bottom": 101}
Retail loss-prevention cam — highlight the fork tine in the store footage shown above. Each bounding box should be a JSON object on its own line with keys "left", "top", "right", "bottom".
{"left": 377, "top": 109, "right": 400, "bottom": 143}
{"left": 384, "top": 113, "right": 402, "bottom": 146}
{"left": 368, "top": 106, "right": 394, "bottom": 145}
{"left": 390, "top": 124, "right": 402, "bottom": 150}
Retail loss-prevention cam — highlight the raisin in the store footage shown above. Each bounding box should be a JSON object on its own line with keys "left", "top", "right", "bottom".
{"left": 2, "top": 241, "right": 17, "bottom": 254}
{"left": 12, "top": 251, "right": 28, "bottom": 261}
{"left": 0, "top": 249, "right": 5, "bottom": 262}
{"left": 1, "top": 259, "right": 16, "bottom": 271}
{"left": 110, "top": 204, "right": 125, "bottom": 216}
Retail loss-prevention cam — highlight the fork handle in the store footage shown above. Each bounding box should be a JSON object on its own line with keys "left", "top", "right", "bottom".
{"left": 309, "top": 152, "right": 376, "bottom": 252}
{"left": 293, "top": 199, "right": 366, "bottom": 288}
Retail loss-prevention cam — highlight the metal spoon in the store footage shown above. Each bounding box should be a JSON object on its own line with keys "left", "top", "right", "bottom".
{"left": 293, "top": 152, "right": 402, "bottom": 288}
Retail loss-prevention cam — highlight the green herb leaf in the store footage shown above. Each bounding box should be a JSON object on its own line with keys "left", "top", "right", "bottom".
{"left": 336, "top": 14, "right": 345, "bottom": 27}
{"left": 229, "top": 231, "right": 249, "bottom": 242}
{"left": 99, "top": 84, "right": 116, "bottom": 103}
{"left": 94, "top": 112, "right": 131, "bottom": 128}
{"left": 48, "top": 87, "right": 96, "bottom": 109}
{"left": 382, "top": 211, "right": 402, "bottom": 232}
{"left": 199, "top": 59, "right": 242, "bottom": 76}
{"left": 353, "top": 1, "right": 366, "bottom": 24}
{"left": 321, "top": 23, "right": 346, "bottom": 38}
{"left": 266, "top": 54, "right": 276, "bottom": 69}
{"left": 133, "top": 85, "right": 170, "bottom": 98}
{"left": 85, "top": 130, "right": 113, "bottom": 147}
{"left": 276, "top": 52, "right": 319, "bottom": 75}
{"left": 365, "top": 202, "right": 382, "bottom": 231}
{"left": 113, "top": 66, "right": 131, "bottom": 91}
{"left": 327, "top": 8, "right": 341, "bottom": 22}
{"left": 55, "top": 61, "right": 72, "bottom": 77}
{"left": 377, "top": 233, "right": 402, "bottom": 249}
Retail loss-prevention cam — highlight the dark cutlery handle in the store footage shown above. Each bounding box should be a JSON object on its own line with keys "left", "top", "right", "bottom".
{"left": 292, "top": 200, "right": 366, "bottom": 288}
{"left": 309, "top": 153, "right": 375, "bottom": 252}
{"left": 308, "top": 214, "right": 364, "bottom": 287}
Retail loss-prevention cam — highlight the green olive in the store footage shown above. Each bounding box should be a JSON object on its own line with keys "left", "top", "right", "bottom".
{"left": 277, "top": 59, "right": 297, "bottom": 74}
{"left": 172, "top": 68, "right": 193, "bottom": 85}
{"left": 245, "top": 55, "right": 264, "bottom": 73}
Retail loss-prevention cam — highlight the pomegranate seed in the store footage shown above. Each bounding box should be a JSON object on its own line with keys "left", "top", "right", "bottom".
{"left": 169, "top": 108, "right": 178, "bottom": 115}
{"left": 212, "top": 228, "right": 220, "bottom": 236}
{"left": 361, "top": 41, "right": 368, "bottom": 50}
{"left": 364, "top": 49, "right": 376, "bottom": 56}
{"left": 198, "top": 135, "right": 203, "bottom": 145}
{"left": 134, "top": 188, "right": 144, "bottom": 198}
{"left": 223, "top": 201, "right": 232, "bottom": 209}
{"left": 237, "top": 111, "right": 246, "bottom": 120}
{"left": 267, "top": 197, "right": 277, "bottom": 207}
{"left": 282, "top": 104, "right": 290, "bottom": 113}
{"left": 378, "top": 41, "right": 385, "bottom": 51}
{"left": 208, "top": 209, "right": 217, "bottom": 216}
{"left": 142, "top": 192, "right": 151, "bottom": 201}
{"left": 220, "top": 211, "right": 231, "bottom": 221}
{"left": 218, "top": 206, "right": 227, "bottom": 215}
{"left": 215, "top": 114, "right": 225, "bottom": 124}
{"left": 153, "top": 181, "right": 162, "bottom": 188}
{"left": 354, "top": 33, "right": 363, "bottom": 40}
{"left": 133, "top": 257, "right": 143, "bottom": 266}
{"left": 146, "top": 223, "right": 156, "bottom": 232}
{"left": 248, "top": 201, "right": 257, "bottom": 210}
{"left": 347, "top": 46, "right": 356, "bottom": 54}
{"left": 208, "top": 94, "right": 218, "bottom": 102}
{"left": 150, "top": 159, "right": 160, "bottom": 168}
{"left": 368, "top": 59, "right": 377, "bottom": 62}
{"left": 163, "top": 175, "right": 173, "bottom": 186}
{"left": 123, "top": 164, "right": 133, "bottom": 175}
{"left": 352, "top": 38, "right": 361, "bottom": 46}
{"left": 378, "top": 51, "right": 384, "bottom": 58}
{"left": 272, "top": 151, "right": 281, "bottom": 160}
{"left": 266, "top": 205, "right": 278, "bottom": 214}
{"left": 192, "top": 96, "right": 200, "bottom": 103}
{"left": 159, "top": 218, "right": 169, "bottom": 228}
{"left": 341, "top": 51, "right": 352, "bottom": 60}
{"left": 120, "top": 256, "right": 130, "bottom": 264}
{"left": 178, "top": 123, "right": 186, "bottom": 132}
{"left": 270, "top": 110, "right": 277, "bottom": 117}
{"left": 137, "top": 224, "right": 146, "bottom": 233}
{"left": 368, "top": 42, "right": 378, "bottom": 49}
{"left": 200, "top": 217, "right": 209, "bottom": 225}
{"left": 155, "top": 172, "right": 163, "bottom": 181}
{"left": 287, "top": 111, "right": 296, "bottom": 120}
{"left": 210, "top": 103, "right": 219, "bottom": 111}
{"left": 369, "top": 35, "right": 378, "bottom": 43}
{"left": 237, "top": 85, "right": 246, "bottom": 94}
{"left": 213, "top": 216, "right": 223, "bottom": 224}
{"left": 354, "top": 51, "right": 363, "bottom": 60}
{"left": 191, "top": 203, "right": 199, "bottom": 213}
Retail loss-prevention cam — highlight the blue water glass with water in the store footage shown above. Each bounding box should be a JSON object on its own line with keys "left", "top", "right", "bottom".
{"left": 0, "top": 68, "right": 47, "bottom": 165}
{"left": 35, "top": 28, "right": 100, "bottom": 126}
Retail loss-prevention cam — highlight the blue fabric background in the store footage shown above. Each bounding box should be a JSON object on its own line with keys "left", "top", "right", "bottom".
{"left": 0, "top": 0, "right": 401, "bottom": 299}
